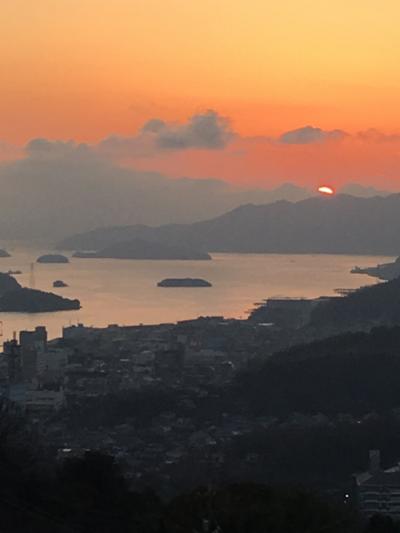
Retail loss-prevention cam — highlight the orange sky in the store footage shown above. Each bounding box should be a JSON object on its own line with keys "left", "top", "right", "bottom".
{"left": 2, "top": 0, "right": 400, "bottom": 188}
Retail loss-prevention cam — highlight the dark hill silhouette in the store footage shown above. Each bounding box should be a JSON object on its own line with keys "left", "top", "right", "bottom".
{"left": 58, "top": 193, "right": 400, "bottom": 254}
{"left": 309, "top": 276, "right": 400, "bottom": 331}
{"left": 236, "top": 326, "right": 400, "bottom": 416}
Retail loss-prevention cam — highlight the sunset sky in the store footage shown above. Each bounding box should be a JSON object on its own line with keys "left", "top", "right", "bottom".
{"left": 2, "top": 0, "right": 400, "bottom": 189}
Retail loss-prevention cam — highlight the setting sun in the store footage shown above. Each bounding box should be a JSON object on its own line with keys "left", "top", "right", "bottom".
{"left": 318, "top": 186, "right": 335, "bottom": 195}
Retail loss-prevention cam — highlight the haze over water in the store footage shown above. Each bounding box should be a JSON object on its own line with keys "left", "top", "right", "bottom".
{"left": 0, "top": 248, "right": 390, "bottom": 340}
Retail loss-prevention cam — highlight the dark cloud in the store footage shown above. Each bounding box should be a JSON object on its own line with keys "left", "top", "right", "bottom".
{"left": 279, "top": 125, "right": 347, "bottom": 144}
{"left": 26, "top": 138, "right": 90, "bottom": 158}
{"left": 140, "top": 118, "right": 166, "bottom": 134}
{"left": 155, "top": 110, "right": 234, "bottom": 150}
{"left": 356, "top": 129, "right": 400, "bottom": 143}
{"left": 98, "top": 110, "right": 235, "bottom": 157}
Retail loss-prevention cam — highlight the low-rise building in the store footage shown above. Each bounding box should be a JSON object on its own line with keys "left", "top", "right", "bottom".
{"left": 25, "top": 388, "right": 65, "bottom": 413}
{"left": 355, "top": 450, "right": 400, "bottom": 518}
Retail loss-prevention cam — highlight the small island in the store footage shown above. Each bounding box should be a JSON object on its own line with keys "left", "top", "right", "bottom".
{"left": 73, "top": 238, "right": 212, "bottom": 261}
{"left": 37, "top": 254, "right": 69, "bottom": 264}
{"left": 157, "top": 278, "right": 212, "bottom": 288}
{"left": 0, "top": 249, "right": 11, "bottom": 258}
{"left": 53, "top": 280, "right": 68, "bottom": 288}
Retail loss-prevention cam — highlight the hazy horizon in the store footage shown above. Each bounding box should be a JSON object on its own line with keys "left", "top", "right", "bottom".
{"left": 0, "top": 138, "right": 394, "bottom": 242}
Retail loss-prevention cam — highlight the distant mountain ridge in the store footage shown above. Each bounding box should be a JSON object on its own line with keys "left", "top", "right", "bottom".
{"left": 340, "top": 183, "right": 390, "bottom": 197}
{"left": 58, "top": 193, "right": 400, "bottom": 255}
{"left": 0, "top": 151, "right": 314, "bottom": 241}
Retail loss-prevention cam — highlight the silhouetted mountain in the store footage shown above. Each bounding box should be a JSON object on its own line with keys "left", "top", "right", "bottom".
{"left": 264, "top": 182, "right": 312, "bottom": 201}
{"left": 0, "top": 144, "right": 315, "bottom": 241}
{"left": 72, "top": 239, "right": 211, "bottom": 260}
{"left": 59, "top": 193, "right": 400, "bottom": 254}
{"left": 340, "top": 183, "right": 390, "bottom": 197}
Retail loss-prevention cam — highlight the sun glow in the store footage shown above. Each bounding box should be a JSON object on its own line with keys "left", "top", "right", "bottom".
{"left": 318, "top": 186, "right": 335, "bottom": 195}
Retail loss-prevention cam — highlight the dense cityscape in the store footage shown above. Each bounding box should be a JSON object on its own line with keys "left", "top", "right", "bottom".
{"left": 1, "top": 277, "right": 400, "bottom": 530}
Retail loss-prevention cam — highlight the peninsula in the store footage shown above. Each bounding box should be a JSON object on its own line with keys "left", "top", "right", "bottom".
{"left": 351, "top": 256, "right": 400, "bottom": 280}
{"left": 0, "top": 288, "right": 80, "bottom": 312}
{"left": 0, "top": 273, "right": 80, "bottom": 312}
{"left": 0, "top": 272, "right": 22, "bottom": 295}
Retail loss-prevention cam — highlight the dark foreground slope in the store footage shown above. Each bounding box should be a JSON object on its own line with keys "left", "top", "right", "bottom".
{"left": 309, "top": 276, "right": 400, "bottom": 332}
{"left": 0, "top": 395, "right": 361, "bottom": 533}
{"left": 235, "top": 327, "right": 400, "bottom": 417}
{"left": 59, "top": 193, "right": 400, "bottom": 254}
{"left": 65, "top": 325, "right": 400, "bottom": 494}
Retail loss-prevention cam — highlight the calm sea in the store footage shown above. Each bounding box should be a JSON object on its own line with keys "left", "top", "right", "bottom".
{"left": 0, "top": 248, "right": 391, "bottom": 340}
